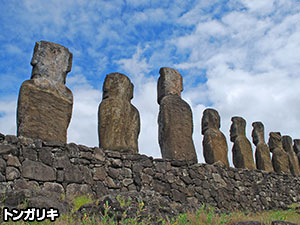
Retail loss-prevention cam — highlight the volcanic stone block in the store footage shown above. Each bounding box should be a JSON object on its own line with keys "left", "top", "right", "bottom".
{"left": 98, "top": 73, "right": 140, "bottom": 153}
{"left": 268, "top": 132, "right": 290, "bottom": 174}
{"left": 230, "top": 116, "right": 255, "bottom": 169}
{"left": 293, "top": 139, "right": 300, "bottom": 165}
{"left": 251, "top": 122, "right": 273, "bottom": 172}
{"left": 201, "top": 108, "right": 229, "bottom": 167}
{"left": 17, "top": 41, "right": 73, "bottom": 143}
{"left": 158, "top": 67, "right": 197, "bottom": 163}
{"left": 22, "top": 160, "right": 56, "bottom": 181}
{"left": 282, "top": 135, "right": 300, "bottom": 176}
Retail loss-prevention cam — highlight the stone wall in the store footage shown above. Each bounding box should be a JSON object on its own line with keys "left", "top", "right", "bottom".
{"left": 0, "top": 133, "right": 299, "bottom": 214}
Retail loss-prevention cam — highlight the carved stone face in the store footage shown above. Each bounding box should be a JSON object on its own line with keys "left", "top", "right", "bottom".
{"left": 102, "top": 73, "right": 133, "bottom": 101}
{"left": 252, "top": 122, "right": 264, "bottom": 146}
{"left": 157, "top": 67, "right": 183, "bottom": 104}
{"left": 268, "top": 132, "right": 282, "bottom": 152}
{"left": 31, "top": 41, "right": 72, "bottom": 84}
{"left": 201, "top": 108, "right": 220, "bottom": 134}
{"left": 294, "top": 139, "right": 300, "bottom": 154}
{"left": 230, "top": 117, "right": 246, "bottom": 142}
{"left": 282, "top": 135, "right": 293, "bottom": 153}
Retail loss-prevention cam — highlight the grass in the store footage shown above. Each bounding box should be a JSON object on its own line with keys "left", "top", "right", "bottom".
{"left": 71, "top": 194, "right": 94, "bottom": 213}
{"left": 0, "top": 195, "right": 299, "bottom": 225}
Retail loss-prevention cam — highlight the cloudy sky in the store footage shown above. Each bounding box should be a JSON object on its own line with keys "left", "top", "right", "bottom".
{"left": 1, "top": 0, "right": 300, "bottom": 165}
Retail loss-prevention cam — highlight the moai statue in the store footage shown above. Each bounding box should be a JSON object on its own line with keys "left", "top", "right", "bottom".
{"left": 17, "top": 41, "right": 73, "bottom": 143}
{"left": 268, "top": 132, "right": 290, "bottom": 174}
{"left": 98, "top": 73, "right": 140, "bottom": 153}
{"left": 293, "top": 139, "right": 300, "bottom": 166}
{"left": 282, "top": 136, "right": 300, "bottom": 176}
{"left": 230, "top": 116, "right": 256, "bottom": 169}
{"left": 158, "top": 67, "right": 197, "bottom": 162}
{"left": 201, "top": 108, "right": 229, "bottom": 167}
{"left": 251, "top": 122, "right": 273, "bottom": 172}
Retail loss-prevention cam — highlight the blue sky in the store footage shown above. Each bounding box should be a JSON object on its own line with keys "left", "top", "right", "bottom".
{"left": 1, "top": 0, "right": 300, "bottom": 165}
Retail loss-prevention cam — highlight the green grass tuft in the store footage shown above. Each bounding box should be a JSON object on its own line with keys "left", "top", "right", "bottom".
{"left": 71, "top": 194, "right": 94, "bottom": 213}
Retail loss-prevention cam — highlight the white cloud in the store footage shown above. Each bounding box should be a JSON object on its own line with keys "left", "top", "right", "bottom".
{"left": 241, "top": 0, "right": 275, "bottom": 15}
{"left": 2, "top": 0, "right": 300, "bottom": 167}
{"left": 116, "top": 46, "right": 161, "bottom": 158}
{"left": 0, "top": 96, "right": 17, "bottom": 135}
{"left": 4, "top": 44, "right": 24, "bottom": 56}
{"left": 66, "top": 74, "right": 101, "bottom": 147}
{"left": 171, "top": 1, "right": 300, "bottom": 166}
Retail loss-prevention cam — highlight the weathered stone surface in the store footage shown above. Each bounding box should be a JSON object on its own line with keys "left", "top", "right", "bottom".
{"left": 6, "top": 167, "right": 20, "bottom": 180}
{"left": 0, "top": 133, "right": 4, "bottom": 143}
{"left": 7, "top": 155, "right": 21, "bottom": 167}
{"left": 30, "top": 41, "right": 72, "bottom": 83}
{"left": 39, "top": 147, "right": 54, "bottom": 166}
{"left": 157, "top": 67, "right": 183, "bottom": 104}
{"left": 53, "top": 155, "right": 71, "bottom": 169}
{"left": 22, "top": 159, "right": 56, "bottom": 181}
{"left": 201, "top": 108, "right": 229, "bottom": 167}
{"left": 2, "top": 189, "right": 70, "bottom": 214}
{"left": 93, "top": 166, "right": 106, "bottom": 180}
{"left": 122, "top": 178, "right": 134, "bottom": 187}
{"left": 2, "top": 189, "right": 28, "bottom": 207}
{"left": 28, "top": 196, "right": 70, "bottom": 214}
{"left": 22, "top": 147, "right": 38, "bottom": 161}
{"left": 75, "top": 191, "right": 197, "bottom": 223}
{"left": 93, "top": 147, "right": 105, "bottom": 161}
{"left": 98, "top": 72, "right": 140, "bottom": 153}
{"left": 0, "top": 144, "right": 14, "bottom": 155}
{"left": 64, "top": 165, "right": 93, "bottom": 184}
{"left": 5, "top": 135, "right": 19, "bottom": 144}
{"left": 158, "top": 68, "right": 197, "bottom": 163}
{"left": 66, "top": 183, "right": 93, "bottom": 199}
{"left": 282, "top": 135, "right": 300, "bottom": 176}
{"left": 17, "top": 41, "right": 73, "bottom": 143}
{"left": 293, "top": 139, "right": 300, "bottom": 166}
{"left": 42, "top": 182, "right": 64, "bottom": 195}
{"left": 268, "top": 132, "right": 290, "bottom": 174}
{"left": 13, "top": 179, "right": 39, "bottom": 190}
{"left": 0, "top": 158, "right": 6, "bottom": 173}
{"left": 251, "top": 122, "right": 273, "bottom": 172}
{"left": 293, "top": 139, "right": 300, "bottom": 154}
{"left": 230, "top": 117, "right": 255, "bottom": 169}
{"left": 0, "top": 133, "right": 300, "bottom": 217}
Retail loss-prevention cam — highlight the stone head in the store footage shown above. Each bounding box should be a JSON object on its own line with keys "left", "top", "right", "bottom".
{"left": 293, "top": 139, "right": 300, "bottom": 154}
{"left": 102, "top": 72, "right": 133, "bottom": 101}
{"left": 201, "top": 108, "right": 220, "bottom": 135}
{"left": 251, "top": 121, "right": 265, "bottom": 146}
{"left": 230, "top": 116, "right": 246, "bottom": 142}
{"left": 157, "top": 67, "right": 183, "bottom": 104}
{"left": 268, "top": 132, "right": 282, "bottom": 152}
{"left": 282, "top": 135, "right": 293, "bottom": 153}
{"left": 31, "top": 41, "right": 73, "bottom": 84}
